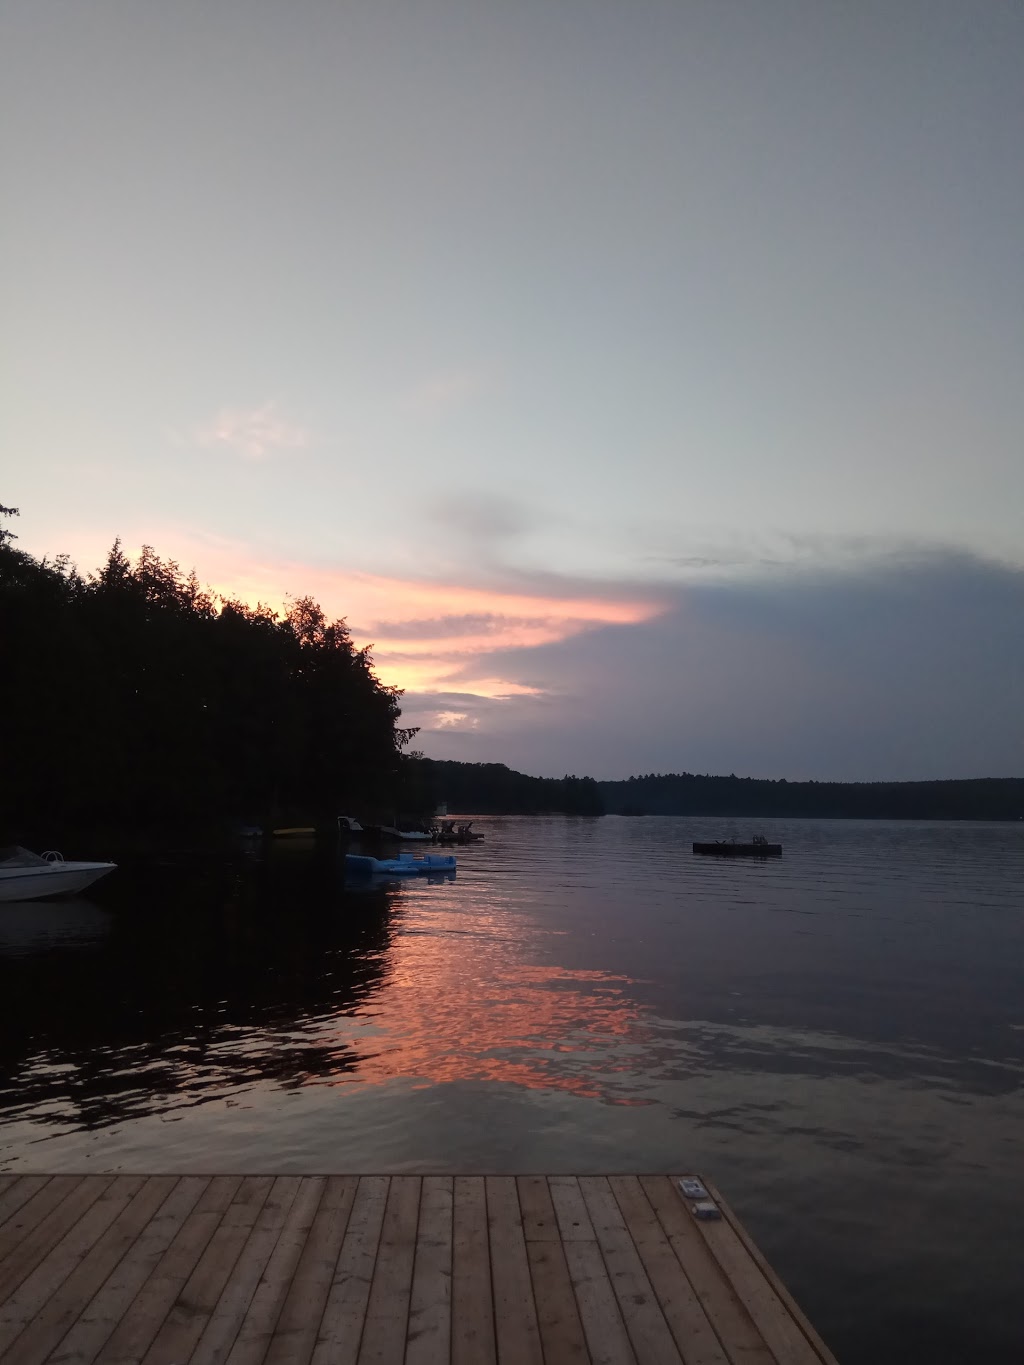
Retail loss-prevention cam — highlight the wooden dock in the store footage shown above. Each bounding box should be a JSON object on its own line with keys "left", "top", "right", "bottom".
{"left": 0, "top": 1173, "right": 838, "bottom": 1364}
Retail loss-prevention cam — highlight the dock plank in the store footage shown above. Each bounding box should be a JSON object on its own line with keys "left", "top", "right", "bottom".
{"left": 264, "top": 1175, "right": 357, "bottom": 1365}
{"left": 548, "top": 1175, "right": 597, "bottom": 1242}
{"left": 526, "top": 1240, "right": 589, "bottom": 1364}
{"left": 225, "top": 1176, "right": 326, "bottom": 1365}
{"left": 0, "top": 1177, "right": 51, "bottom": 1233}
{"left": 563, "top": 1240, "right": 636, "bottom": 1365}
{"left": 406, "top": 1176, "right": 453, "bottom": 1365}
{"left": 525, "top": 1233, "right": 589, "bottom": 1364}
{"left": 2, "top": 1177, "right": 178, "bottom": 1365}
{"left": 48, "top": 1177, "right": 208, "bottom": 1365}
{"left": 357, "top": 1175, "right": 421, "bottom": 1365}
{"left": 95, "top": 1175, "right": 242, "bottom": 1365}
{"left": 193, "top": 1174, "right": 303, "bottom": 1365}
{"left": 0, "top": 1176, "right": 149, "bottom": 1361}
{"left": 579, "top": 1176, "right": 682, "bottom": 1365}
{"left": 640, "top": 1176, "right": 774, "bottom": 1365}
{"left": 0, "top": 1178, "right": 88, "bottom": 1275}
{"left": 312, "top": 1174, "right": 389, "bottom": 1365}
{"left": 141, "top": 1174, "right": 274, "bottom": 1365}
{"left": 608, "top": 1176, "right": 728, "bottom": 1365}
{"left": 519, "top": 1177, "right": 588, "bottom": 1365}
{"left": 516, "top": 1176, "right": 561, "bottom": 1243}
{"left": 451, "top": 1176, "right": 495, "bottom": 1365}
{"left": 486, "top": 1176, "right": 543, "bottom": 1365}
{"left": 0, "top": 1177, "right": 113, "bottom": 1307}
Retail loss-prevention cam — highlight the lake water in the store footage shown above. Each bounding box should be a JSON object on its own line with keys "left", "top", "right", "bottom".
{"left": 1, "top": 815, "right": 1022, "bottom": 1362}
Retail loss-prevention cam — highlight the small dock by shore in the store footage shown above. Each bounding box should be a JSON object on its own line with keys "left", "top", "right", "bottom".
{"left": 0, "top": 1171, "right": 837, "bottom": 1364}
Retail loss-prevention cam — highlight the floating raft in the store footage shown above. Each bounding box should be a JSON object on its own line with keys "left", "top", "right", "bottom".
{"left": 345, "top": 852, "right": 457, "bottom": 876}
{"left": 693, "top": 841, "right": 783, "bottom": 857}
{"left": 0, "top": 1172, "right": 836, "bottom": 1364}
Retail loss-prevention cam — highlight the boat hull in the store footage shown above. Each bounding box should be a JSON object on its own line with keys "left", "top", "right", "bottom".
{"left": 0, "top": 862, "right": 117, "bottom": 903}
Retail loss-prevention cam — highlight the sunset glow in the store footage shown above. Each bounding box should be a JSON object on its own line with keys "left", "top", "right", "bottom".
{"left": 225, "top": 567, "right": 661, "bottom": 694}
{"left": 91, "top": 533, "right": 666, "bottom": 699}
{"left": 318, "top": 898, "right": 657, "bottom": 1104}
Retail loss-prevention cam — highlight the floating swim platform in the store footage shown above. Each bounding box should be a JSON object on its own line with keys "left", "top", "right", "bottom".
{"left": 345, "top": 852, "right": 457, "bottom": 876}
{"left": 693, "top": 841, "right": 783, "bottom": 857}
{"left": 0, "top": 1171, "right": 838, "bottom": 1363}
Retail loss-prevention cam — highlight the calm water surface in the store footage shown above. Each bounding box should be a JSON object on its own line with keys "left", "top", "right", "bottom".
{"left": 1, "top": 816, "right": 1022, "bottom": 1362}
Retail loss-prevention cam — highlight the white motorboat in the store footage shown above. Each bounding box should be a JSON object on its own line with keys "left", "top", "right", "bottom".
{"left": 0, "top": 847, "right": 117, "bottom": 903}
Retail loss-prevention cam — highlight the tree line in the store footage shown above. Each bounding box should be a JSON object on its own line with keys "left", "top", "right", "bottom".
{"left": 0, "top": 505, "right": 416, "bottom": 841}
{"left": 412, "top": 759, "right": 604, "bottom": 816}
{"left": 597, "top": 772, "right": 1024, "bottom": 820}
{"left": 407, "top": 761, "right": 1024, "bottom": 821}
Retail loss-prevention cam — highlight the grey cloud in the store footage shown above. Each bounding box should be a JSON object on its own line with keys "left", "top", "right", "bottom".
{"left": 647, "top": 531, "right": 947, "bottom": 577}
{"left": 416, "top": 551, "right": 1024, "bottom": 781}
{"left": 433, "top": 493, "right": 537, "bottom": 542}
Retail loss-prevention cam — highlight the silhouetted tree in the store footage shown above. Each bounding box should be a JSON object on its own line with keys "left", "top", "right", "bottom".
{"left": 0, "top": 504, "right": 18, "bottom": 548}
{"left": 0, "top": 524, "right": 416, "bottom": 839}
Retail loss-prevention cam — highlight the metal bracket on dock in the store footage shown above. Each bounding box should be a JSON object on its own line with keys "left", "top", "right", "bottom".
{"left": 678, "top": 1176, "right": 722, "bottom": 1219}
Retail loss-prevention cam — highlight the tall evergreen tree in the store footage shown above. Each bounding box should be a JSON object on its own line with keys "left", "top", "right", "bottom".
{"left": 0, "top": 521, "right": 417, "bottom": 838}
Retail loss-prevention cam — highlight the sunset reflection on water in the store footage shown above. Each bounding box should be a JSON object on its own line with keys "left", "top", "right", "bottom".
{"left": 317, "top": 888, "right": 656, "bottom": 1104}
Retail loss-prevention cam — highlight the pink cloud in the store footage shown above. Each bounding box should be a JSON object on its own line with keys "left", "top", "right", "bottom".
{"left": 91, "top": 534, "right": 666, "bottom": 700}
{"left": 196, "top": 403, "right": 309, "bottom": 459}
{"left": 38, "top": 527, "right": 666, "bottom": 703}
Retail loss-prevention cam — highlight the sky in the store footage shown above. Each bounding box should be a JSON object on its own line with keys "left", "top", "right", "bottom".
{"left": 3, "top": 0, "right": 1022, "bottom": 780}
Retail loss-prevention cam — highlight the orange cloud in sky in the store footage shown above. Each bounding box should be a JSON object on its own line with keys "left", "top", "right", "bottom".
{"left": 177, "top": 544, "right": 664, "bottom": 696}
{"left": 365, "top": 658, "right": 549, "bottom": 696}
{"left": 68, "top": 532, "right": 664, "bottom": 698}
{"left": 331, "top": 575, "right": 662, "bottom": 694}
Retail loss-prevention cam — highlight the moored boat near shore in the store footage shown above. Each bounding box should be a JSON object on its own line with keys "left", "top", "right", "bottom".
{"left": 433, "top": 820, "right": 484, "bottom": 844}
{"left": 0, "top": 847, "right": 117, "bottom": 902}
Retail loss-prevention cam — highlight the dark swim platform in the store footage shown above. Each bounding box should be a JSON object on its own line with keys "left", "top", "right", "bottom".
{"left": 693, "top": 840, "right": 783, "bottom": 856}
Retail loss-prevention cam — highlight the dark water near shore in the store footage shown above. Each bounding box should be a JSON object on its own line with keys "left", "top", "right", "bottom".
{"left": 1, "top": 816, "right": 1022, "bottom": 1362}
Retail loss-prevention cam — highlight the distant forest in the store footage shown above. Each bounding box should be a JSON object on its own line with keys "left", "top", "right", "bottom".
{"left": 597, "top": 772, "right": 1024, "bottom": 820}
{"left": 422, "top": 764, "right": 1024, "bottom": 821}
{"left": 0, "top": 505, "right": 418, "bottom": 840}
{"left": 414, "top": 759, "right": 604, "bottom": 816}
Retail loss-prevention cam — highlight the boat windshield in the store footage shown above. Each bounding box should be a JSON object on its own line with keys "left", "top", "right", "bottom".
{"left": 0, "top": 846, "right": 48, "bottom": 867}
